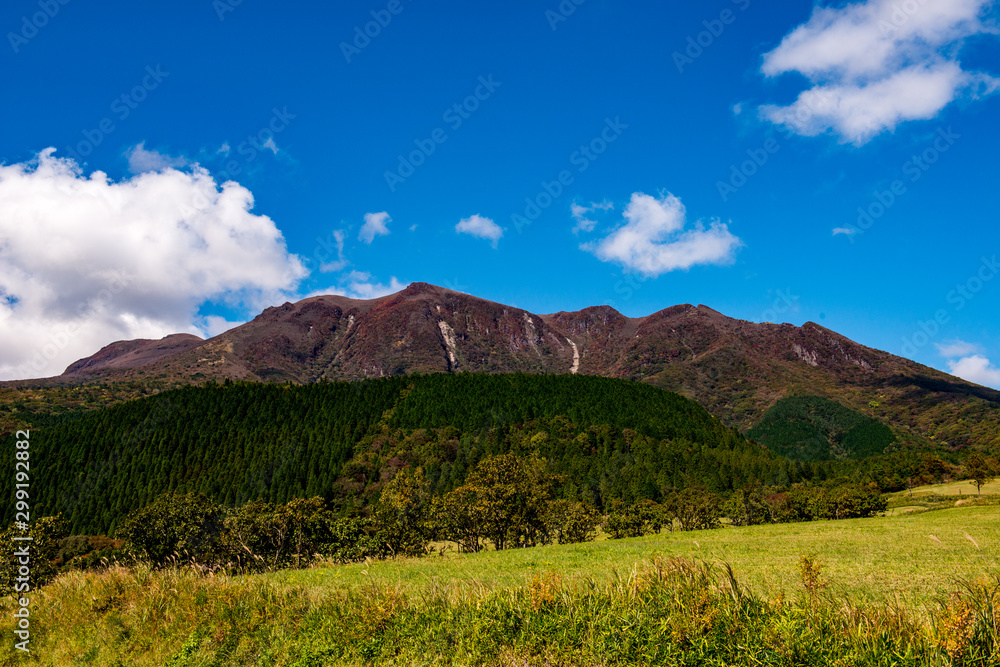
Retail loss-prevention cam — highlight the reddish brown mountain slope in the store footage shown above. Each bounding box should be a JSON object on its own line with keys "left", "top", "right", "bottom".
{"left": 56, "top": 282, "right": 1000, "bottom": 446}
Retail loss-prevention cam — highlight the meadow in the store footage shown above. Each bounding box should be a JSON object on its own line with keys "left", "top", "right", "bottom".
{"left": 3, "top": 501, "right": 998, "bottom": 666}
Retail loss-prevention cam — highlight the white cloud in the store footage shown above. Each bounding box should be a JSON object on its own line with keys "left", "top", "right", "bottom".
{"left": 198, "top": 315, "right": 245, "bottom": 338}
{"left": 310, "top": 271, "right": 407, "bottom": 300}
{"left": 262, "top": 137, "right": 279, "bottom": 155}
{"left": 832, "top": 227, "right": 859, "bottom": 236}
{"left": 455, "top": 214, "right": 503, "bottom": 248}
{"left": 0, "top": 148, "right": 307, "bottom": 380}
{"left": 582, "top": 192, "right": 742, "bottom": 276}
{"left": 947, "top": 354, "right": 1000, "bottom": 388}
{"left": 759, "top": 0, "right": 999, "bottom": 144}
{"left": 126, "top": 142, "right": 187, "bottom": 174}
{"left": 358, "top": 211, "right": 391, "bottom": 244}
{"left": 937, "top": 339, "right": 983, "bottom": 357}
{"left": 571, "top": 200, "right": 613, "bottom": 234}
{"left": 319, "top": 230, "right": 349, "bottom": 273}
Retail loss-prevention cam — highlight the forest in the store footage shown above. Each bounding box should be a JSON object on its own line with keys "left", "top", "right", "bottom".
{"left": 6, "top": 373, "right": 858, "bottom": 535}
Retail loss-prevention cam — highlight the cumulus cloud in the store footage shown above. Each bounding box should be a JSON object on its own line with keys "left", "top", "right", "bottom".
{"left": 947, "top": 354, "right": 1000, "bottom": 388}
{"left": 833, "top": 227, "right": 859, "bottom": 236}
{"left": 571, "top": 200, "right": 613, "bottom": 234}
{"left": 310, "top": 271, "right": 407, "bottom": 300}
{"left": 937, "top": 339, "right": 982, "bottom": 357}
{"left": 759, "top": 0, "right": 999, "bottom": 144}
{"left": 582, "top": 192, "right": 742, "bottom": 276}
{"left": 358, "top": 211, "right": 391, "bottom": 244}
{"left": 127, "top": 142, "right": 187, "bottom": 174}
{"left": 455, "top": 214, "right": 503, "bottom": 248}
{"left": 0, "top": 148, "right": 307, "bottom": 380}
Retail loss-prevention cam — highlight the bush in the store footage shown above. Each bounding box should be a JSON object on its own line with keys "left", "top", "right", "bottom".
{"left": 116, "top": 492, "right": 225, "bottom": 567}
{"left": 545, "top": 500, "right": 600, "bottom": 544}
{"left": 666, "top": 488, "right": 722, "bottom": 531}
{"left": 603, "top": 500, "right": 667, "bottom": 538}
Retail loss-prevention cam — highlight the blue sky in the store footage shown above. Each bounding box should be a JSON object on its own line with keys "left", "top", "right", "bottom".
{"left": 1, "top": 0, "right": 998, "bottom": 386}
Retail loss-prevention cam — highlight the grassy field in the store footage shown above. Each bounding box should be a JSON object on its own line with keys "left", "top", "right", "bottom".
{"left": 901, "top": 479, "right": 1000, "bottom": 498}
{"left": 281, "top": 505, "right": 1000, "bottom": 611}
{"left": 3, "top": 505, "right": 999, "bottom": 665}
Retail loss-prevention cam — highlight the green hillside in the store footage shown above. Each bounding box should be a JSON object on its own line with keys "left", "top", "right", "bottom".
{"left": 6, "top": 374, "right": 829, "bottom": 534}
{"left": 747, "top": 395, "right": 897, "bottom": 460}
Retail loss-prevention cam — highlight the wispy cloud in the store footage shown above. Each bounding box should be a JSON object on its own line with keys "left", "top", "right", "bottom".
{"left": 310, "top": 271, "right": 407, "bottom": 300}
{"left": 358, "top": 211, "right": 391, "bottom": 244}
{"left": 571, "top": 199, "right": 613, "bottom": 234}
{"left": 832, "top": 227, "right": 859, "bottom": 237}
{"left": 126, "top": 142, "right": 188, "bottom": 174}
{"left": 582, "top": 192, "right": 742, "bottom": 277}
{"left": 759, "top": 0, "right": 999, "bottom": 144}
{"left": 937, "top": 339, "right": 982, "bottom": 357}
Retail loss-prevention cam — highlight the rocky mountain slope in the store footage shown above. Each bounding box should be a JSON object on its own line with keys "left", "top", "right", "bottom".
{"left": 54, "top": 282, "right": 1000, "bottom": 449}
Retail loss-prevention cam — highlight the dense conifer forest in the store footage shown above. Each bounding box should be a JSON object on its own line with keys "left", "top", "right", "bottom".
{"left": 6, "top": 374, "right": 849, "bottom": 534}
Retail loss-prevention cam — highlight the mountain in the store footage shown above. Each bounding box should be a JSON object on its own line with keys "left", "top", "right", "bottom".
{"left": 48, "top": 282, "right": 1000, "bottom": 451}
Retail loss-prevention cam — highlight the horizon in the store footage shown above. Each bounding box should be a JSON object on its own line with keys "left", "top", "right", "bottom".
{"left": 1, "top": 0, "right": 998, "bottom": 387}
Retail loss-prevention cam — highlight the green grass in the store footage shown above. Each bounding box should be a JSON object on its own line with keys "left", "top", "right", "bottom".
{"left": 281, "top": 506, "right": 1000, "bottom": 612}
{"left": 4, "top": 506, "right": 1000, "bottom": 665}
{"left": 901, "top": 479, "right": 1000, "bottom": 498}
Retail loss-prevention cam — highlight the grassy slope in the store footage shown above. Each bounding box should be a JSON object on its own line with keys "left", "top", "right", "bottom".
{"left": 283, "top": 505, "right": 999, "bottom": 610}
{"left": 4, "top": 506, "right": 1000, "bottom": 665}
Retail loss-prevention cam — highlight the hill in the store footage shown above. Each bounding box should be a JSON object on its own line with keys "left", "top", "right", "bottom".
{"left": 8, "top": 374, "right": 819, "bottom": 534}
{"left": 746, "top": 395, "right": 898, "bottom": 460}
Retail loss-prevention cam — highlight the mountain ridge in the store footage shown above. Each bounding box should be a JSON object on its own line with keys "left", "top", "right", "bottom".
{"left": 35, "top": 282, "right": 1000, "bottom": 450}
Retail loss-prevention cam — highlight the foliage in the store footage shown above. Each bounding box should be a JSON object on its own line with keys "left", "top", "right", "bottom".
{"left": 964, "top": 453, "right": 996, "bottom": 497}
{"left": 371, "top": 467, "right": 433, "bottom": 557}
{"left": 8, "top": 374, "right": 799, "bottom": 534}
{"left": 748, "top": 395, "right": 897, "bottom": 461}
{"left": 544, "top": 499, "right": 600, "bottom": 544}
{"left": 722, "top": 487, "right": 772, "bottom": 526}
{"left": 116, "top": 492, "right": 225, "bottom": 567}
{"left": 603, "top": 499, "right": 668, "bottom": 538}
{"left": 665, "top": 487, "right": 723, "bottom": 531}
{"left": 0, "top": 515, "right": 68, "bottom": 598}
{"left": 437, "top": 452, "right": 554, "bottom": 551}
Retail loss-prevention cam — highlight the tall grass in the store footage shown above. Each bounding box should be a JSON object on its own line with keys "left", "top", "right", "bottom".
{"left": 2, "top": 556, "right": 998, "bottom": 666}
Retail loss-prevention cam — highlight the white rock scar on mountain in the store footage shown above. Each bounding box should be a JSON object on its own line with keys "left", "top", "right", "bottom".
{"left": 567, "top": 338, "right": 579, "bottom": 374}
